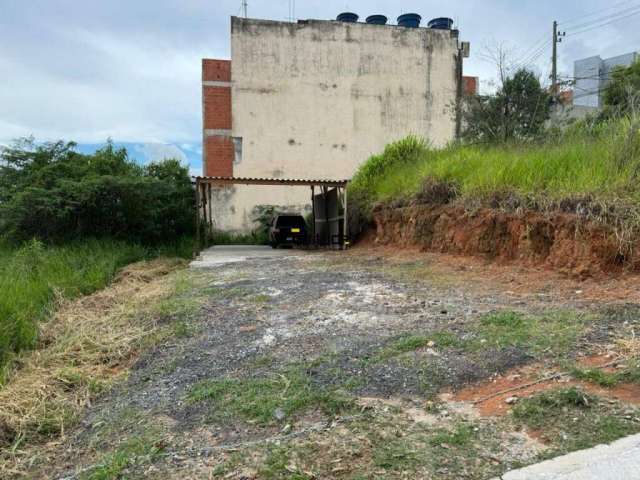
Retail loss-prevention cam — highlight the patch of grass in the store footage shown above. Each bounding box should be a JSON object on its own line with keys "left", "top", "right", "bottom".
{"left": 469, "top": 310, "right": 586, "bottom": 357}
{"left": 571, "top": 367, "right": 620, "bottom": 387}
{"left": 0, "top": 239, "right": 152, "bottom": 377}
{"left": 0, "top": 258, "right": 185, "bottom": 472}
{"left": 187, "top": 366, "right": 354, "bottom": 425}
{"left": 81, "top": 435, "right": 165, "bottom": 480}
{"left": 373, "top": 439, "right": 419, "bottom": 471}
{"left": 512, "top": 387, "right": 592, "bottom": 429}
{"left": 571, "top": 362, "right": 640, "bottom": 387}
{"left": 429, "top": 422, "right": 475, "bottom": 447}
{"left": 512, "top": 387, "right": 640, "bottom": 454}
{"left": 209, "top": 230, "right": 268, "bottom": 246}
{"left": 369, "top": 331, "right": 464, "bottom": 364}
{"left": 249, "top": 354, "right": 276, "bottom": 369}
{"left": 203, "top": 285, "right": 250, "bottom": 301}
{"left": 349, "top": 117, "right": 640, "bottom": 223}
{"left": 252, "top": 293, "right": 271, "bottom": 303}
{"left": 258, "top": 445, "right": 312, "bottom": 480}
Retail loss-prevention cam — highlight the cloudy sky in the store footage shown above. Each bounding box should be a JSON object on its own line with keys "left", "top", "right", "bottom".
{"left": 2, "top": 0, "right": 640, "bottom": 172}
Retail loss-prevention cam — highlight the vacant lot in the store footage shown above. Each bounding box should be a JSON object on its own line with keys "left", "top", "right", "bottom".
{"left": 13, "top": 246, "right": 640, "bottom": 479}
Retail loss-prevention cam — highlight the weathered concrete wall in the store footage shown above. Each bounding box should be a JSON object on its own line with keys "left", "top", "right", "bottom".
{"left": 215, "top": 17, "right": 460, "bottom": 231}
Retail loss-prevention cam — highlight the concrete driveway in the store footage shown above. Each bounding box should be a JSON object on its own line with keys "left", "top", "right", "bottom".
{"left": 190, "top": 245, "right": 303, "bottom": 267}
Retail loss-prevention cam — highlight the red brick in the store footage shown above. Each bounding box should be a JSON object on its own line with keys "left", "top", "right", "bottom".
{"left": 202, "top": 59, "right": 231, "bottom": 82}
{"left": 203, "top": 86, "right": 231, "bottom": 130}
{"left": 204, "top": 136, "right": 233, "bottom": 177}
{"left": 462, "top": 76, "right": 478, "bottom": 96}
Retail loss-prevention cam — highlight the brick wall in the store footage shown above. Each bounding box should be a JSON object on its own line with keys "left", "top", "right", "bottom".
{"left": 203, "top": 59, "right": 231, "bottom": 82}
{"left": 204, "top": 136, "right": 234, "bottom": 177}
{"left": 203, "top": 87, "right": 231, "bottom": 130}
{"left": 202, "top": 59, "right": 233, "bottom": 177}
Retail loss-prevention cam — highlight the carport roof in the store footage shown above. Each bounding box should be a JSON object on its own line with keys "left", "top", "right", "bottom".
{"left": 194, "top": 176, "right": 350, "bottom": 187}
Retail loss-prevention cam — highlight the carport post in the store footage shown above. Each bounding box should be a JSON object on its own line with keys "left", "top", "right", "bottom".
{"left": 311, "top": 185, "right": 316, "bottom": 245}
{"left": 343, "top": 186, "right": 348, "bottom": 249}
{"left": 194, "top": 177, "right": 201, "bottom": 255}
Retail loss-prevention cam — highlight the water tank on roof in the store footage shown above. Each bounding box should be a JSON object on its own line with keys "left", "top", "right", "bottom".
{"left": 428, "top": 17, "right": 454, "bottom": 30}
{"left": 366, "top": 14, "right": 388, "bottom": 25}
{"left": 336, "top": 12, "right": 359, "bottom": 23}
{"left": 397, "top": 13, "right": 421, "bottom": 28}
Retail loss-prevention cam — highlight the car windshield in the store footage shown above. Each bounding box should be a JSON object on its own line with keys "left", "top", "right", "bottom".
{"left": 276, "top": 216, "right": 306, "bottom": 228}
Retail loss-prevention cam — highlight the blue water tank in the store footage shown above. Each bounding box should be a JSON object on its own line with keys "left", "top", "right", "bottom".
{"left": 428, "top": 17, "right": 454, "bottom": 30}
{"left": 366, "top": 14, "right": 388, "bottom": 25}
{"left": 336, "top": 12, "right": 359, "bottom": 23}
{"left": 397, "top": 13, "right": 421, "bottom": 28}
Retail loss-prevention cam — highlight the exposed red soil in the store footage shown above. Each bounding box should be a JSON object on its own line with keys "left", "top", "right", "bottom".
{"left": 348, "top": 244, "right": 640, "bottom": 305}
{"left": 453, "top": 358, "right": 640, "bottom": 418}
{"left": 372, "top": 204, "right": 640, "bottom": 278}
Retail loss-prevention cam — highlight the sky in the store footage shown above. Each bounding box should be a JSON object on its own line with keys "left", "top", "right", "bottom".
{"left": 2, "top": 0, "right": 640, "bottom": 174}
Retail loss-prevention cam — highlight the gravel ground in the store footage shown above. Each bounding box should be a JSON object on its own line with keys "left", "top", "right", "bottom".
{"left": 44, "top": 246, "right": 640, "bottom": 480}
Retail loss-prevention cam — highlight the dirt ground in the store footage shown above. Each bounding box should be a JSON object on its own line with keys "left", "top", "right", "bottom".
{"left": 23, "top": 246, "right": 640, "bottom": 479}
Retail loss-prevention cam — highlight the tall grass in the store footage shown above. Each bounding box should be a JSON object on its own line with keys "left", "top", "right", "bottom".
{"left": 349, "top": 116, "right": 640, "bottom": 213}
{"left": 0, "top": 238, "right": 190, "bottom": 378}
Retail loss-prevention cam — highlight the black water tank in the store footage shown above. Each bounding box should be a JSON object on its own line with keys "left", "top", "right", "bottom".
{"left": 366, "top": 14, "right": 388, "bottom": 25}
{"left": 428, "top": 17, "right": 454, "bottom": 29}
{"left": 397, "top": 13, "right": 421, "bottom": 28}
{"left": 336, "top": 12, "right": 359, "bottom": 22}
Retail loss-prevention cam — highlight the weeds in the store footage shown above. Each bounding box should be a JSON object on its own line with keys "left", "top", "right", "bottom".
{"left": 512, "top": 387, "right": 640, "bottom": 454}
{"left": 429, "top": 422, "right": 475, "bottom": 447}
{"left": 369, "top": 332, "right": 462, "bottom": 363}
{"left": 348, "top": 116, "right": 640, "bottom": 239}
{"left": 81, "top": 435, "right": 165, "bottom": 480}
{"left": 0, "top": 238, "right": 192, "bottom": 377}
{"left": 0, "top": 258, "right": 186, "bottom": 475}
{"left": 470, "top": 310, "right": 586, "bottom": 357}
{"left": 571, "top": 362, "right": 640, "bottom": 387}
{"left": 187, "top": 366, "right": 354, "bottom": 425}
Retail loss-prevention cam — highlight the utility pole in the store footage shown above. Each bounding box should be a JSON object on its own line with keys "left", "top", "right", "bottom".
{"left": 551, "top": 20, "right": 558, "bottom": 98}
{"left": 551, "top": 20, "right": 565, "bottom": 100}
{"left": 242, "top": 0, "right": 247, "bottom": 18}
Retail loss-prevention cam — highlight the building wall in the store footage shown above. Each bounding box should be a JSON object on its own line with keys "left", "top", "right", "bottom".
{"left": 202, "top": 59, "right": 233, "bottom": 177}
{"left": 206, "top": 17, "right": 461, "bottom": 231}
{"left": 574, "top": 52, "right": 638, "bottom": 108}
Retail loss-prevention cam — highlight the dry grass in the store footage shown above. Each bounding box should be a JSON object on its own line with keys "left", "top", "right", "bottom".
{"left": 616, "top": 336, "right": 640, "bottom": 358}
{"left": 0, "top": 258, "right": 186, "bottom": 477}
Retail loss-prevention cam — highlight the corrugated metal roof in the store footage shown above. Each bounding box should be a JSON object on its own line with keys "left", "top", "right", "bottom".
{"left": 193, "top": 176, "right": 350, "bottom": 186}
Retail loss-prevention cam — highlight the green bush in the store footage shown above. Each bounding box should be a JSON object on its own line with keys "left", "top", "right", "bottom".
{"left": 347, "top": 114, "right": 640, "bottom": 233}
{"left": 0, "top": 139, "right": 194, "bottom": 244}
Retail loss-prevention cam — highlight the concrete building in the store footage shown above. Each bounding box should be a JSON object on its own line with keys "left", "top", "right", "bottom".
{"left": 203, "top": 15, "right": 467, "bottom": 231}
{"left": 574, "top": 51, "right": 639, "bottom": 108}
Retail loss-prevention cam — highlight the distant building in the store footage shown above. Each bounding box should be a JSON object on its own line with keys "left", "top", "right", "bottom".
{"left": 574, "top": 51, "right": 639, "bottom": 108}
{"left": 202, "top": 15, "right": 469, "bottom": 231}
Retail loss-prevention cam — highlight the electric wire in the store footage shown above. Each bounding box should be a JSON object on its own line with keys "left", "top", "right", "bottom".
{"left": 558, "top": 0, "right": 637, "bottom": 25}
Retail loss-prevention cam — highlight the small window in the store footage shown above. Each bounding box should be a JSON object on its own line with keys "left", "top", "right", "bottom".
{"left": 233, "top": 137, "right": 243, "bottom": 164}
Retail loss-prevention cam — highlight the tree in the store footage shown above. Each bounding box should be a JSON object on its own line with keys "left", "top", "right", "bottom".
{"left": 0, "top": 139, "right": 194, "bottom": 243}
{"left": 603, "top": 60, "right": 640, "bottom": 115}
{"left": 462, "top": 69, "right": 551, "bottom": 143}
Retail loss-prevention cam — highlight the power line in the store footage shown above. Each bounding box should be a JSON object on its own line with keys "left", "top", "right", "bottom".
{"left": 564, "top": 4, "right": 640, "bottom": 31}
{"left": 566, "top": 7, "right": 640, "bottom": 36}
{"left": 511, "top": 39, "right": 552, "bottom": 71}
{"left": 559, "top": 0, "right": 637, "bottom": 25}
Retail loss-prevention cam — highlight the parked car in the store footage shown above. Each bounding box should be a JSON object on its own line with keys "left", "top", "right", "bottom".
{"left": 269, "top": 214, "right": 308, "bottom": 248}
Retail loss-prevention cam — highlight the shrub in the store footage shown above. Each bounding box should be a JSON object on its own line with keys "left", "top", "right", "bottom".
{"left": 0, "top": 139, "right": 194, "bottom": 244}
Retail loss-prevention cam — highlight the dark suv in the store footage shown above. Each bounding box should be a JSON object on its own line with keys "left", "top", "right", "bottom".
{"left": 269, "top": 214, "right": 308, "bottom": 248}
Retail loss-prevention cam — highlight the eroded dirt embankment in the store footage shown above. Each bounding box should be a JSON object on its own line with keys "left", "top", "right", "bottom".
{"left": 372, "top": 204, "right": 637, "bottom": 277}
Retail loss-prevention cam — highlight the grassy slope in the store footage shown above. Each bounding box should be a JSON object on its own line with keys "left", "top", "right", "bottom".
{"left": 349, "top": 117, "right": 640, "bottom": 213}
{"left": 0, "top": 238, "right": 192, "bottom": 378}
